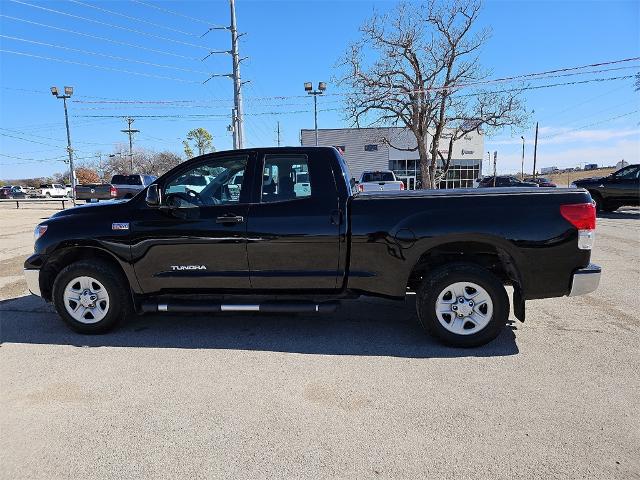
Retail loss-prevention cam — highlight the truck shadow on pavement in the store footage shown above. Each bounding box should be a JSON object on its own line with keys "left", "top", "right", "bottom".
{"left": 597, "top": 207, "right": 639, "bottom": 220}
{"left": 0, "top": 295, "right": 519, "bottom": 358}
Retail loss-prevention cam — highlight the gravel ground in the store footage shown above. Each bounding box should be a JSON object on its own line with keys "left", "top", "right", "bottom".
{"left": 1, "top": 205, "right": 639, "bottom": 479}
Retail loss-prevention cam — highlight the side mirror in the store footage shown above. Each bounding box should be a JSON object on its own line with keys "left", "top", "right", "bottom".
{"left": 145, "top": 184, "right": 160, "bottom": 206}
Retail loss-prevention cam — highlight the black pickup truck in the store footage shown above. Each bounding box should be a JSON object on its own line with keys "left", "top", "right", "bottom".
{"left": 572, "top": 164, "right": 639, "bottom": 212}
{"left": 24, "top": 147, "right": 601, "bottom": 347}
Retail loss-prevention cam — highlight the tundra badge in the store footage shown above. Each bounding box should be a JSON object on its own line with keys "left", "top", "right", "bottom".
{"left": 112, "top": 223, "right": 130, "bottom": 230}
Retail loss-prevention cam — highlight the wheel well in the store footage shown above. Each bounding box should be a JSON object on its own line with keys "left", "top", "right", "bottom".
{"left": 587, "top": 190, "right": 602, "bottom": 200}
{"left": 40, "top": 247, "right": 129, "bottom": 301}
{"left": 407, "top": 241, "right": 521, "bottom": 292}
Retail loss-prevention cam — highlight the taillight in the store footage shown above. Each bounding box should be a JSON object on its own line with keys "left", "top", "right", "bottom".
{"left": 400, "top": 182, "right": 405, "bottom": 190}
{"left": 357, "top": 184, "right": 364, "bottom": 192}
{"left": 110, "top": 186, "right": 117, "bottom": 197}
{"left": 560, "top": 203, "right": 596, "bottom": 230}
{"left": 560, "top": 203, "right": 596, "bottom": 250}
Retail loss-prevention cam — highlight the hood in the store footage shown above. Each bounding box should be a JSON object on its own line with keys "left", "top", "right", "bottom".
{"left": 573, "top": 176, "right": 604, "bottom": 184}
{"left": 49, "top": 199, "right": 129, "bottom": 219}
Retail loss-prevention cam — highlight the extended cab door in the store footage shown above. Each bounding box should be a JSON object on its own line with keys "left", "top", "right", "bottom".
{"left": 246, "top": 150, "right": 341, "bottom": 290}
{"left": 130, "top": 154, "right": 253, "bottom": 293}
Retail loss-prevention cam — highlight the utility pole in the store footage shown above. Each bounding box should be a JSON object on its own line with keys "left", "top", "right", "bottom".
{"left": 276, "top": 121, "right": 281, "bottom": 146}
{"left": 520, "top": 136, "right": 525, "bottom": 180}
{"left": 201, "top": 0, "right": 246, "bottom": 149}
{"left": 121, "top": 117, "right": 139, "bottom": 173}
{"left": 532, "top": 121, "right": 539, "bottom": 178}
{"left": 50, "top": 86, "right": 76, "bottom": 203}
{"left": 230, "top": 0, "right": 244, "bottom": 149}
{"left": 228, "top": 108, "right": 238, "bottom": 149}
{"left": 493, "top": 151, "right": 497, "bottom": 187}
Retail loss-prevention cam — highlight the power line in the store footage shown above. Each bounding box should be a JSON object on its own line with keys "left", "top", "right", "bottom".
{"left": 540, "top": 110, "right": 639, "bottom": 139}
{"left": 0, "top": 127, "right": 113, "bottom": 146}
{"left": 0, "top": 131, "right": 73, "bottom": 148}
{"left": 9, "top": 0, "right": 211, "bottom": 50}
{"left": 455, "top": 74, "right": 636, "bottom": 98}
{"left": 0, "top": 49, "right": 202, "bottom": 83}
{"left": 0, "top": 35, "right": 211, "bottom": 75}
{"left": 131, "top": 0, "right": 226, "bottom": 28}
{"left": 0, "top": 153, "right": 67, "bottom": 162}
{"left": 0, "top": 15, "right": 201, "bottom": 61}
{"left": 66, "top": 0, "right": 201, "bottom": 37}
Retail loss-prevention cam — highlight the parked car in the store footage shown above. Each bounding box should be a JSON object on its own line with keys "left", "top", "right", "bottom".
{"left": 36, "top": 184, "right": 67, "bottom": 198}
{"left": 24, "top": 147, "right": 600, "bottom": 348}
{"left": 524, "top": 177, "right": 557, "bottom": 187}
{"left": 9, "top": 185, "right": 28, "bottom": 198}
{"left": 478, "top": 176, "right": 539, "bottom": 188}
{"left": 75, "top": 174, "right": 157, "bottom": 202}
{"left": 0, "top": 186, "right": 14, "bottom": 199}
{"left": 572, "top": 163, "right": 640, "bottom": 212}
{"left": 64, "top": 184, "right": 73, "bottom": 197}
{"left": 357, "top": 170, "right": 405, "bottom": 192}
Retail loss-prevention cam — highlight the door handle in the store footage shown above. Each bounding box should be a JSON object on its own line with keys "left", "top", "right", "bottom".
{"left": 216, "top": 215, "right": 244, "bottom": 224}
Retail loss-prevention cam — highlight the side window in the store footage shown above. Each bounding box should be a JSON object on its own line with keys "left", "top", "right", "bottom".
{"left": 614, "top": 166, "right": 640, "bottom": 179}
{"left": 164, "top": 156, "right": 247, "bottom": 206}
{"left": 261, "top": 154, "right": 311, "bottom": 203}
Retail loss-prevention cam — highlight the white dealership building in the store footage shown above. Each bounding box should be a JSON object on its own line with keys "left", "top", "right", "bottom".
{"left": 300, "top": 127, "right": 484, "bottom": 189}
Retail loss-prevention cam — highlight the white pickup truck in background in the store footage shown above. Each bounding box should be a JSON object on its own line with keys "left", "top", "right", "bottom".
{"left": 36, "top": 184, "right": 68, "bottom": 198}
{"left": 356, "top": 170, "right": 405, "bottom": 192}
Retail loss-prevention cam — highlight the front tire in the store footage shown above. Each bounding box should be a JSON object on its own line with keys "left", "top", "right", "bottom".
{"left": 52, "top": 260, "right": 131, "bottom": 334}
{"left": 416, "top": 263, "right": 509, "bottom": 347}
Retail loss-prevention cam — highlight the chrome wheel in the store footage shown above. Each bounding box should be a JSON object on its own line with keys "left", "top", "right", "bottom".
{"left": 435, "top": 281, "right": 493, "bottom": 336}
{"left": 63, "top": 276, "right": 110, "bottom": 324}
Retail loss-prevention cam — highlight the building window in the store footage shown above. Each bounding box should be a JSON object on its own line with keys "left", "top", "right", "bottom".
{"left": 364, "top": 144, "right": 378, "bottom": 152}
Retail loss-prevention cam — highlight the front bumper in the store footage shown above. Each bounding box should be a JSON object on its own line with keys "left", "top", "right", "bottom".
{"left": 24, "top": 269, "right": 41, "bottom": 297}
{"left": 568, "top": 264, "right": 601, "bottom": 297}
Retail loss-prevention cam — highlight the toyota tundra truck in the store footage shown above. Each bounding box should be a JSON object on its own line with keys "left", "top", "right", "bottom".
{"left": 24, "top": 147, "right": 600, "bottom": 347}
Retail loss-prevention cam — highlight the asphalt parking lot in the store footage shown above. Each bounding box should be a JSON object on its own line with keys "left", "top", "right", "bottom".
{"left": 1, "top": 204, "right": 639, "bottom": 479}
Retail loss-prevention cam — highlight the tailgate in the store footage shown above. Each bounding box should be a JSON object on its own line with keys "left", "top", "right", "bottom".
{"left": 360, "top": 181, "right": 403, "bottom": 192}
{"left": 75, "top": 184, "right": 112, "bottom": 199}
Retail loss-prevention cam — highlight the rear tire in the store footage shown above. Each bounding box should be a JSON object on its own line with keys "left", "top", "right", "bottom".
{"left": 416, "top": 263, "right": 509, "bottom": 347}
{"left": 52, "top": 260, "right": 131, "bottom": 334}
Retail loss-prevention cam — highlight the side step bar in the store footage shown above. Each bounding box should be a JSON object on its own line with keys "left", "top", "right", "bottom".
{"left": 139, "top": 300, "right": 339, "bottom": 314}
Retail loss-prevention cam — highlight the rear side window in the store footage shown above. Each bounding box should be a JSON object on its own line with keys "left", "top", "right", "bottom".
{"left": 261, "top": 154, "right": 311, "bottom": 203}
{"left": 362, "top": 172, "right": 394, "bottom": 182}
{"left": 112, "top": 175, "right": 142, "bottom": 185}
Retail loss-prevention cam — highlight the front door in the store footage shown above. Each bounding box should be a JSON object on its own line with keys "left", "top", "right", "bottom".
{"left": 601, "top": 165, "right": 640, "bottom": 204}
{"left": 246, "top": 151, "right": 341, "bottom": 290}
{"left": 131, "top": 154, "right": 253, "bottom": 294}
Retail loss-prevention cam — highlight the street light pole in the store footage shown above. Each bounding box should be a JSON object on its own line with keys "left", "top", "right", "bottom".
{"left": 304, "top": 82, "right": 326, "bottom": 146}
{"left": 520, "top": 136, "right": 525, "bottom": 180}
{"left": 51, "top": 86, "right": 75, "bottom": 203}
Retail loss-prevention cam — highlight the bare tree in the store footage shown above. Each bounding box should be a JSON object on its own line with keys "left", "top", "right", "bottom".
{"left": 83, "top": 147, "right": 183, "bottom": 179}
{"left": 338, "top": 0, "right": 527, "bottom": 188}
